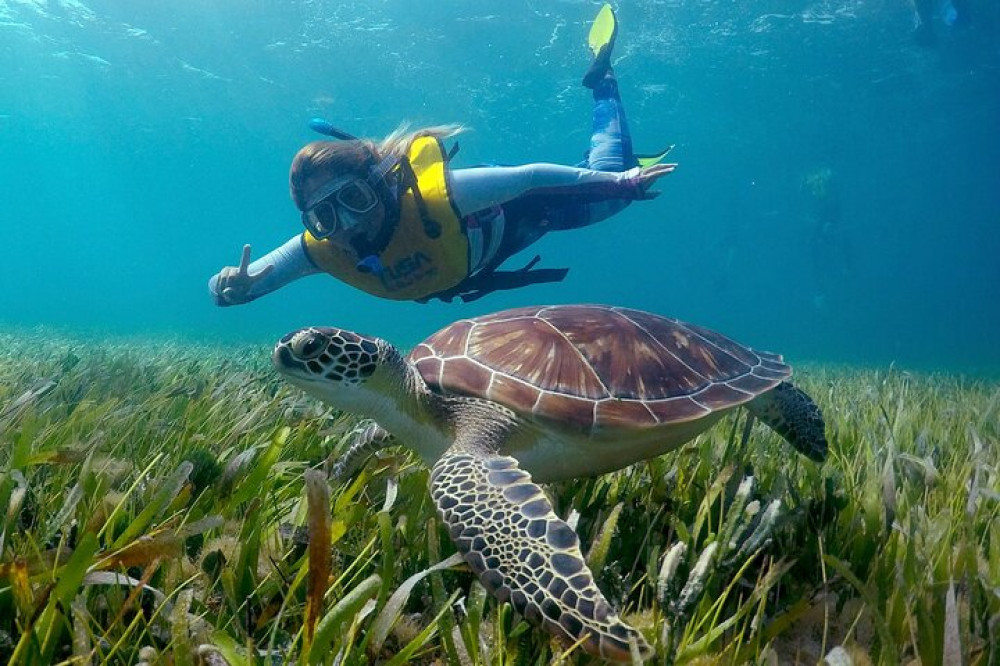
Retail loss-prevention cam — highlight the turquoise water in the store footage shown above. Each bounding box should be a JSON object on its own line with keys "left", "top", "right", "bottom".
{"left": 2, "top": 1, "right": 997, "bottom": 374}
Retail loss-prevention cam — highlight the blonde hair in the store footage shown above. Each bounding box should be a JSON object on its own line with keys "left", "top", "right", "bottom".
{"left": 289, "top": 123, "right": 465, "bottom": 210}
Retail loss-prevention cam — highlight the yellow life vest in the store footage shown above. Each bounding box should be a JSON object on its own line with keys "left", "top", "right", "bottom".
{"left": 302, "top": 136, "right": 469, "bottom": 301}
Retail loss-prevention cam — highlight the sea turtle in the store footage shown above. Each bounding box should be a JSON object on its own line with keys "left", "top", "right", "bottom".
{"left": 272, "top": 304, "right": 827, "bottom": 661}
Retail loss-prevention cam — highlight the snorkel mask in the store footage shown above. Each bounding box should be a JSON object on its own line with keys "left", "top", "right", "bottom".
{"left": 301, "top": 118, "right": 443, "bottom": 275}
{"left": 300, "top": 119, "right": 401, "bottom": 241}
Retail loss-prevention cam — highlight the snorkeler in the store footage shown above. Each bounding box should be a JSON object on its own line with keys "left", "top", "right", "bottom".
{"left": 209, "top": 4, "right": 676, "bottom": 305}
{"left": 802, "top": 165, "right": 852, "bottom": 309}
{"left": 912, "top": 0, "right": 969, "bottom": 45}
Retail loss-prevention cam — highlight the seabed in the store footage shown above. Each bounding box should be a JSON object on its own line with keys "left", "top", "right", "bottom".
{"left": 1, "top": 330, "right": 997, "bottom": 664}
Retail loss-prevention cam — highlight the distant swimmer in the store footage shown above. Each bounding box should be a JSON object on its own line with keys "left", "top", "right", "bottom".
{"left": 209, "top": 4, "right": 677, "bottom": 306}
{"left": 912, "top": 0, "right": 969, "bottom": 45}
{"left": 802, "top": 165, "right": 852, "bottom": 308}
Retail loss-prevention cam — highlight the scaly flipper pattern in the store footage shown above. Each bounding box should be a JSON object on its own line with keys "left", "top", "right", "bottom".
{"left": 747, "top": 381, "right": 828, "bottom": 462}
{"left": 430, "top": 444, "right": 652, "bottom": 661}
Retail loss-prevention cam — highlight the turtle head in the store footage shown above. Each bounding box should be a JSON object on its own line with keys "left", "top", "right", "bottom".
{"left": 272, "top": 326, "right": 408, "bottom": 417}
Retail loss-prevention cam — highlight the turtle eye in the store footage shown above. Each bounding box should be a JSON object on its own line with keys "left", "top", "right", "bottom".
{"left": 292, "top": 331, "right": 326, "bottom": 360}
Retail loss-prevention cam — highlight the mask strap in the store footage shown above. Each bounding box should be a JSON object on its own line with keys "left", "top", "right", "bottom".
{"left": 371, "top": 154, "right": 400, "bottom": 182}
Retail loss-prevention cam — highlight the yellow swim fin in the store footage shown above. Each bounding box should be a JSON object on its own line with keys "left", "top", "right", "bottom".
{"left": 588, "top": 4, "right": 617, "bottom": 57}
{"left": 636, "top": 144, "right": 675, "bottom": 168}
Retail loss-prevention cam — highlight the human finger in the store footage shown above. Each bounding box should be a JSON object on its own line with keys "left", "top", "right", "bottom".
{"left": 644, "top": 163, "right": 677, "bottom": 178}
{"left": 237, "top": 244, "right": 253, "bottom": 275}
{"left": 250, "top": 263, "right": 275, "bottom": 280}
{"left": 639, "top": 166, "right": 676, "bottom": 189}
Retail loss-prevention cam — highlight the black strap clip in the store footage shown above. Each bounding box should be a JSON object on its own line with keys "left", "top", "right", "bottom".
{"left": 418, "top": 255, "right": 569, "bottom": 304}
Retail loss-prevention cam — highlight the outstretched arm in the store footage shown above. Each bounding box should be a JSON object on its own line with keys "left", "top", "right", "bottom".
{"left": 208, "top": 236, "right": 320, "bottom": 306}
{"left": 448, "top": 162, "right": 675, "bottom": 217}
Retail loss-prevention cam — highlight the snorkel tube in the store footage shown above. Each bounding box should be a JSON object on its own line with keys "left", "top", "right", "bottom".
{"left": 308, "top": 117, "right": 357, "bottom": 141}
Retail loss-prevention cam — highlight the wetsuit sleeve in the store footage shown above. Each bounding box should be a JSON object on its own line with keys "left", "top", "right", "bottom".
{"left": 448, "top": 163, "right": 645, "bottom": 217}
{"left": 208, "top": 235, "right": 321, "bottom": 305}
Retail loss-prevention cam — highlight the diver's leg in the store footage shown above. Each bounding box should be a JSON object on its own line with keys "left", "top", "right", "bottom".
{"left": 586, "top": 76, "right": 636, "bottom": 173}
{"left": 508, "top": 6, "right": 636, "bottom": 239}
{"left": 570, "top": 7, "right": 636, "bottom": 229}
{"left": 549, "top": 77, "right": 635, "bottom": 232}
{"left": 583, "top": 5, "right": 636, "bottom": 173}
{"left": 552, "top": 77, "right": 635, "bottom": 230}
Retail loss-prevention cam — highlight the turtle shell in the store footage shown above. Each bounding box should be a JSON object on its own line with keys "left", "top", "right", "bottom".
{"left": 408, "top": 305, "right": 791, "bottom": 432}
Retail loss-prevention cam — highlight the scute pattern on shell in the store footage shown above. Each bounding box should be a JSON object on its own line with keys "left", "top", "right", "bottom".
{"left": 409, "top": 305, "right": 791, "bottom": 431}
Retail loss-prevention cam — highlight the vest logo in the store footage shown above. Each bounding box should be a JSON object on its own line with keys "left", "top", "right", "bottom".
{"left": 381, "top": 252, "right": 436, "bottom": 290}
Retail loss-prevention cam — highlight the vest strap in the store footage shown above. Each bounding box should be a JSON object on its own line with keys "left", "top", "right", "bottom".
{"left": 417, "top": 255, "right": 569, "bottom": 304}
{"left": 398, "top": 156, "right": 441, "bottom": 239}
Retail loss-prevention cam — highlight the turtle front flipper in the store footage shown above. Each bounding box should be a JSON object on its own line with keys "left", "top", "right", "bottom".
{"left": 331, "top": 420, "right": 392, "bottom": 481}
{"left": 746, "top": 381, "right": 828, "bottom": 462}
{"left": 430, "top": 446, "right": 652, "bottom": 661}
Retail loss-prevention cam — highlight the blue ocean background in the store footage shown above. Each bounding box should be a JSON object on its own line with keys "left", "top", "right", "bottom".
{"left": 2, "top": 0, "right": 997, "bottom": 375}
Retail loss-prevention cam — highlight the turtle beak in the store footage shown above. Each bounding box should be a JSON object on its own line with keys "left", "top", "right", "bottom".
{"left": 272, "top": 341, "right": 298, "bottom": 375}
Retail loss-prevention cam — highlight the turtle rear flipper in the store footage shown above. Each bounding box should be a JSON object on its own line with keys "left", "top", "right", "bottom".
{"left": 430, "top": 444, "right": 652, "bottom": 662}
{"left": 746, "top": 381, "right": 828, "bottom": 462}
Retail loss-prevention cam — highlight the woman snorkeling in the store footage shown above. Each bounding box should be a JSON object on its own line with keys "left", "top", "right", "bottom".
{"left": 209, "top": 4, "right": 676, "bottom": 305}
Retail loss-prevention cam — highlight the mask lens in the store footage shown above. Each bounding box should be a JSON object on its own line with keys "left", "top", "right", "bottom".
{"left": 336, "top": 181, "right": 378, "bottom": 213}
{"left": 304, "top": 201, "right": 340, "bottom": 239}
{"left": 301, "top": 176, "right": 381, "bottom": 240}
